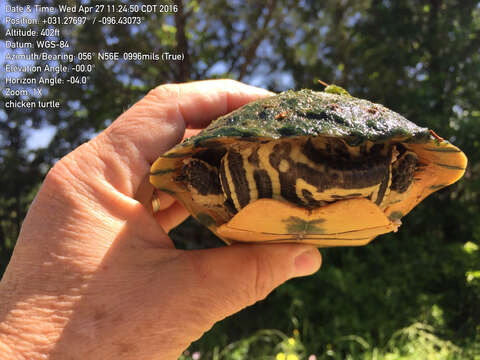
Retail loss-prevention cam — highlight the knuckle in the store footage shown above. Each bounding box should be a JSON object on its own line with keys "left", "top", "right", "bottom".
{"left": 40, "top": 158, "right": 79, "bottom": 208}
{"left": 43, "top": 143, "right": 99, "bottom": 201}
{"left": 149, "top": 83, "right": 181, "bottom": 101}
{"left": 44, "top": 154, "right": 78, "bottom": 188}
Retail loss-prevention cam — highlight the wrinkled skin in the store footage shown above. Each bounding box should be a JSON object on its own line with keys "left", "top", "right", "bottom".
{"left": 0, "top": 80, "right": 321, "bottom": 360}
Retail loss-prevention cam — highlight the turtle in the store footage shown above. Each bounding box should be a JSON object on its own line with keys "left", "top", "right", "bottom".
{"left": 149, "top": 85, "right": 467, "bottom": 247}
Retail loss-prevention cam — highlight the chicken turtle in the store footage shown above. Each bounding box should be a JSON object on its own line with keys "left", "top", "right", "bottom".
{"left": 149, "top": 85, "right": 467, "bottom": 247}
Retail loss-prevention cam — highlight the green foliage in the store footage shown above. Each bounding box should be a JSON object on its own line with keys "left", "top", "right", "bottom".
{"left": 181, "top": 322, "right": 476, "bottom": 359}
{"left": 2, "top": 0, "right": 480, "bottom": 358}
{"left": 180, "top": 329, "right": 306, "bottom": 360}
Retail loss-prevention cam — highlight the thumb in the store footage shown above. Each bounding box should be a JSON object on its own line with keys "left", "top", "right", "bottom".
{"left": 181, "top": 244, "right": 321, "bottom": 322}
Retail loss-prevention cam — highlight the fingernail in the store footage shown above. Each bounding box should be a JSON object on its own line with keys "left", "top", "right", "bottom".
{"left": 293, "top": 247, "right": 321, "bottom": 278}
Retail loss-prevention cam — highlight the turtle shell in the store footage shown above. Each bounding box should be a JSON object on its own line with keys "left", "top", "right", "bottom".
{"left": 150, "top": 88, "right": 467, "bottom": 247}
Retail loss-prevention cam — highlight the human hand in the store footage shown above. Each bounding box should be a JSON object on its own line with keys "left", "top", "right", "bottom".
{"left": 0, "top": 80, "right": 321, "bottom": 359}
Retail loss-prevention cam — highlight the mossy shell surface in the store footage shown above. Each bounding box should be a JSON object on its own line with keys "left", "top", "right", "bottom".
{"left": 150, "top": 89, "right": 467, "bottom": 247}
{"left": 180, "top": 89, "right": 432, "bottom": 146}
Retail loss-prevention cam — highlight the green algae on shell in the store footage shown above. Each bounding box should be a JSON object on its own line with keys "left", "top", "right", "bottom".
{"left": 173, "top": 89, "right": 432, "bottom": 152}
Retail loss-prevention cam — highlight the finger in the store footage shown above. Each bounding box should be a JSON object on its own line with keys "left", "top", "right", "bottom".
{"left": 154, "top": 201, "right": 190, "bottom": 233}
{"left": 178, "top": 244, "right": 321, "bottom": 323}
{"left": 152, "top": 190, "right": 177, "bottom": 212}
{"left": 134, "top": 175, "right": 155, "bottom": 210}
{"left": 183, "top": 128, "right": 201, "bottom": 138}
{"left": 90, "top": 80, "right": 273, "bottom": 197}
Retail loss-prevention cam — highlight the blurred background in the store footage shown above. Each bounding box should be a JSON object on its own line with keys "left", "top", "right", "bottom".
{"left": 1, "top": 0, "right": 479, "bottom": 358}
